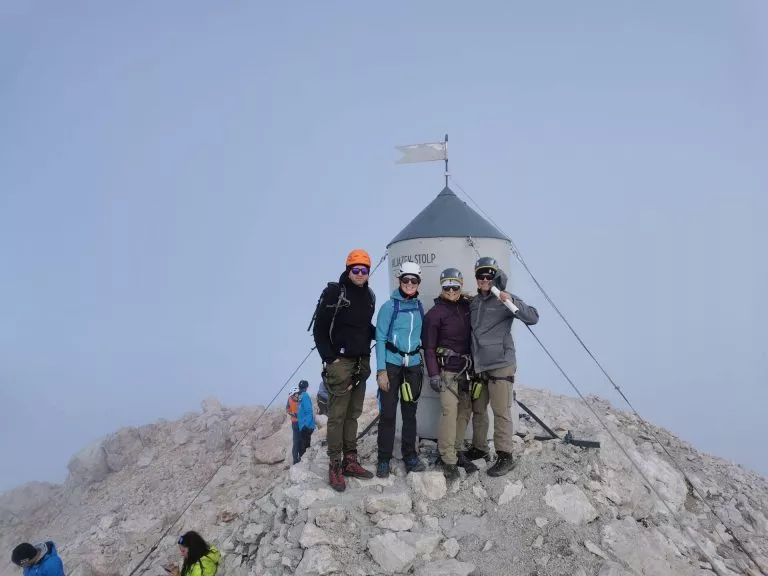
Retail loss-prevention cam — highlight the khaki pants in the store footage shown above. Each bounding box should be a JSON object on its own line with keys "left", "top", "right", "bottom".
{"left": 437, "top": 370, "right": 472, "bottom": 466}
{"left": 471, "top": 365, "right": 515, "bottom": 454}
{"left": 324, "top": 357, "right": 371, "bottom": 462}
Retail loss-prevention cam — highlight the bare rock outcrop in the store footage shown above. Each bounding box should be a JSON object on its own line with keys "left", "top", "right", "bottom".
{"left": 2, "top": 389, "right": 767, "bottom": 576}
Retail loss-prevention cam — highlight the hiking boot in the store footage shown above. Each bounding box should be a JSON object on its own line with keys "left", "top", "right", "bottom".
{"left": 442, "top": 463, "right": 460, "bottom": 481}
{"left": 376, "top": 459, "right": 391, "bottom": 478}
{"left": 328, "top": 461, "right": 346, "bottom": 492}
{"left": 457, "top": 451, "right": 479, "bottom": 474}
{"left": 342, "top": 453, "right": 373, "bottom": 479}
{"left": 404, "top": 456, "right": 426, "bottom": 473}
{"left": 464, "top": 446, "right": 491, "bottom": 462}
{"left": 486, "top": 451, "right": 516, "bottom": 477}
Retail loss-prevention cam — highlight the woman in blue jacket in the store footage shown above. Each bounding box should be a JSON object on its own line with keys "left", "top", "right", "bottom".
{"left": 375, "top": 261, "right": 427, "bottom": 477}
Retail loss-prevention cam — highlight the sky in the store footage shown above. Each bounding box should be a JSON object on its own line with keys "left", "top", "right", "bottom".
{"left": 1, "top": 1, "right": 766, "bottom": 492}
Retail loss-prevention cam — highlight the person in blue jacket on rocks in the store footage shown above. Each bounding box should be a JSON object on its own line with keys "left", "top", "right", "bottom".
{"left": 374, "top": 261, "right": 427, "bottom": 478}
{"left": 11, "top": 542, "right": 65, "bottom": 576}
{"left": 286, "top": 380, "right": 316, "bottom": 464}
{"left": 297, "top": 379, "right": 316, "bottom": 458}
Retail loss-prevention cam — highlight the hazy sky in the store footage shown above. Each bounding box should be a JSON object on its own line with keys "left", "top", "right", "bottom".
{"left": 1, "top": 1, "right": 766, "bottom": 492}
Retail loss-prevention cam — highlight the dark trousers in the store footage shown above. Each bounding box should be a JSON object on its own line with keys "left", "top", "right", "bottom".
{"left": 292, "top": 421, "right": 302, "bottom": 464}
{"left": 317, "top": 395, "right": 328, "bottom": 416}
{"left": 377, "top": 363, "right": 423, "bottom": 461}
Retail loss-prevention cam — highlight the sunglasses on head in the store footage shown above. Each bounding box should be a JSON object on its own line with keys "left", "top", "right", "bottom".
{"left": 442, "top": 285, "right": 460, "bottom": 292}
{"left": 350, "top": 267, "right": 369, "bottom": 275}
{"left": 178, "top": 536, "right": 184, "bottom": 545}
{"left": 400, "top": 276, "right": 420, "bottom": 285}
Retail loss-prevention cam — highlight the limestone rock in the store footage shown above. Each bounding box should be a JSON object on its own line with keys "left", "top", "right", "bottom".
{"left": 442, "top": 538, "right": 460, "bottom": 558}
{"left": 498, "top": 480, "right": 524, "bottom": 505}
{"left": 67, "top": 440, "right": 110, "bottom": 486}
{"left": 544, "top": 484, "right": 598, "bottom": 525}
{"left": 377, "top": 514, "right": 413, "bottom": 531}
{"left": 294, "top": 545, "right": 341, "bottom": 575}
{"left": 364, "top": 491, "right": 412, "bottom": 515}
{"left": 407, "top": 471, "right": 447, "bottom": 501}
{"left": 415, "top": 559, "right": 476, "bottom": 576}
{"left": 368, "top": 532, "right": 418, "bottom": 573}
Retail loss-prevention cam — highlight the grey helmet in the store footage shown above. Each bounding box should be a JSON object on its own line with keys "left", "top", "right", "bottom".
{"left": 439, "top": 268, "right": 464, "bottom": 287}
{"left": 474, "top": 256, "right": 499, "bottom": 277}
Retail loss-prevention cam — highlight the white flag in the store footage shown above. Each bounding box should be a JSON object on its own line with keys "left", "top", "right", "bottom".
{"left": 394, "top": 141, "right": 447, "bottom": 164}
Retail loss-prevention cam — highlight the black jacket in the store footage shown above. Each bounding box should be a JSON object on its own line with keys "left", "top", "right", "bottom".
{"left": 313, "top": 272, "right": 376, "bottom": 362}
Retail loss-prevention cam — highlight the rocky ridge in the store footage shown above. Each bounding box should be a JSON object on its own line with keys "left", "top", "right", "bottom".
{"left": 1, "top": 389, "right": 767, "bottom": 576}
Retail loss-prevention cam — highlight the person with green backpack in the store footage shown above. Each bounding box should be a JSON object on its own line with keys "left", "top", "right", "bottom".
{"left": 374, "top": 261, "right": 427, "bottom": 477}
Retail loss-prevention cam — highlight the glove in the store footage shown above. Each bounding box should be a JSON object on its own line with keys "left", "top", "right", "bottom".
{"left": 376, "top": 370, "right": 390, "bottom": 392}
{"left": 429, "top": 375, "right": 443, "bottom": 393}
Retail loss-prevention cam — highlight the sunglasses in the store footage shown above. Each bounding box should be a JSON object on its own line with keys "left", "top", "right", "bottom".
{"left": 350, "top": 267, "right": 369, "bottom": 275}
{"left": 400, "top": 276, "right": 420, "bottom": 285}
{"left": 442, "top": 285, "right": 460, "bottom": 292}
{"left": 475, "top": 273, "right": 494, "bottom": 281}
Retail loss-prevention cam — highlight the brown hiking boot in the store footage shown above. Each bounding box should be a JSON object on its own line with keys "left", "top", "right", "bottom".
{"left": 342, "top": 452, "right": 373, "bottom": 479}
{"left": 328, "top": 460, "right": 346, "bottom": 492}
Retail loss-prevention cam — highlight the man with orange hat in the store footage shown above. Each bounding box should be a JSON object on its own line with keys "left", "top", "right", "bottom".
{"left": 311, "top": 249, "right": 376, "bottom": 491}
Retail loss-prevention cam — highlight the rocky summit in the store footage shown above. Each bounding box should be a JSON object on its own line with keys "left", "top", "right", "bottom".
{"left": 2, "top": 389, "right": 767, "bottom": 576}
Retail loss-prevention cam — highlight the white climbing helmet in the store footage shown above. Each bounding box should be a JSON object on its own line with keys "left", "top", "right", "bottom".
{"left": 289, "top": 385, "right": 300, "bottom": 396}
{"left": 396, "top": 261, "right": 422, "bottom": 279}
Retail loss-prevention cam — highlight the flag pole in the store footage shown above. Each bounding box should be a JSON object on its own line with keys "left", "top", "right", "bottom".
{"left": 443, "top": 133, "right": 449, "bottom": 188}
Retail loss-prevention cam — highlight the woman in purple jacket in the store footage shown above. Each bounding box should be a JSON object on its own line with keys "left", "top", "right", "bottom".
{"left": 421, "top": 268, "right": 480, "bottom": 480}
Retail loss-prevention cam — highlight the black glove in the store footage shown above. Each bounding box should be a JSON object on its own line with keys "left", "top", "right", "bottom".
{"left": 429, "top": 375, "right": 443, "bottom": 393}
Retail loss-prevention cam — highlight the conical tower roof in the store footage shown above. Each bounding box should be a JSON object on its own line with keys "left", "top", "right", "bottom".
{"left": 387, "top": 186, "right": 509, "bottom": 247}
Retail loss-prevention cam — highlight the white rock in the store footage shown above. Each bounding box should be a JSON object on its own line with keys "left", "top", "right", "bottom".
{"left": 482, "top": 540, "right": 494, "bottom": 552}
{"left": 407, "top": 471, "right": 448, "bottom": 501}
{"left": 98, "top": 515, "right": 116, "bottom": 530}
{"left": 241, "top": 522, "right": 267, "bottom": 544}
{"left": 584, "top": 539, "right": 609, "bottom": 559}
{"left": 498, "top": 481, "right": 524, "bottom": 505}
{"left": 472, "top": 484, "right": 489, "bottom": 499}
{"left": 533, "top": 535, "right": 544, "bottom": 549}
{"left": 290, "top": 462, "right": 321, "bottom": 484}
{"left": 414, "top": 559, "right": 476, "bottom": 576}
{"left": 368, "top": 532, "right": 418, "bottom": 573}
{"left": 544, "top": 484, "right": 598, "bottom": 525}
{"left": 441, "top": 538, "right": 460, "bottom": 558}
{"left": 201, "top": 397, "right": 223, "bottom": 413}
{"left": 67, "top": 440, "right": 110, "bottom": 486}
{"left": 364, "top": 491, "right": 413, "bottom": 515}
{"left": 252, "top": 441, "right": 287, "bottom": 464}
{"left": 294, "top": 545, "right": 341, "bottom": 575}
{"left": 298, "top": 488, "right": 335, "bottom": 510}
{"left": 601, "top": 517, "right": 701, "bottom": 575}
{"left": 299, "top": 523, "right": 331, "bottom": 548}
{"left": 535, "top": 517, "right": 548, "bottom": 528}
{"left": 406, "top": 532, "right": 442, "bottom": 556}
{"left": 172, "top": 428, "right": 191, "bottom": 446}
{"left": 377, "top": 514, "right": 414, "bottom": 531}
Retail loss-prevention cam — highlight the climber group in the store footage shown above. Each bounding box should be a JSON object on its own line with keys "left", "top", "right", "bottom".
{"left": 306, "top": 248, "right": 539, "bottom": 491}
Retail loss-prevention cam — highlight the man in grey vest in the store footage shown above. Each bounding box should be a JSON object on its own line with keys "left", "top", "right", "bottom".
{"left": 466, "top": 256, "right": 540, "bottom": 476}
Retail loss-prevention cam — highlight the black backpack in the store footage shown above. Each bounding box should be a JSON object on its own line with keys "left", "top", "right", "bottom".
{"left": 307, "top": 282, "right": 376, "bottom": 344}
